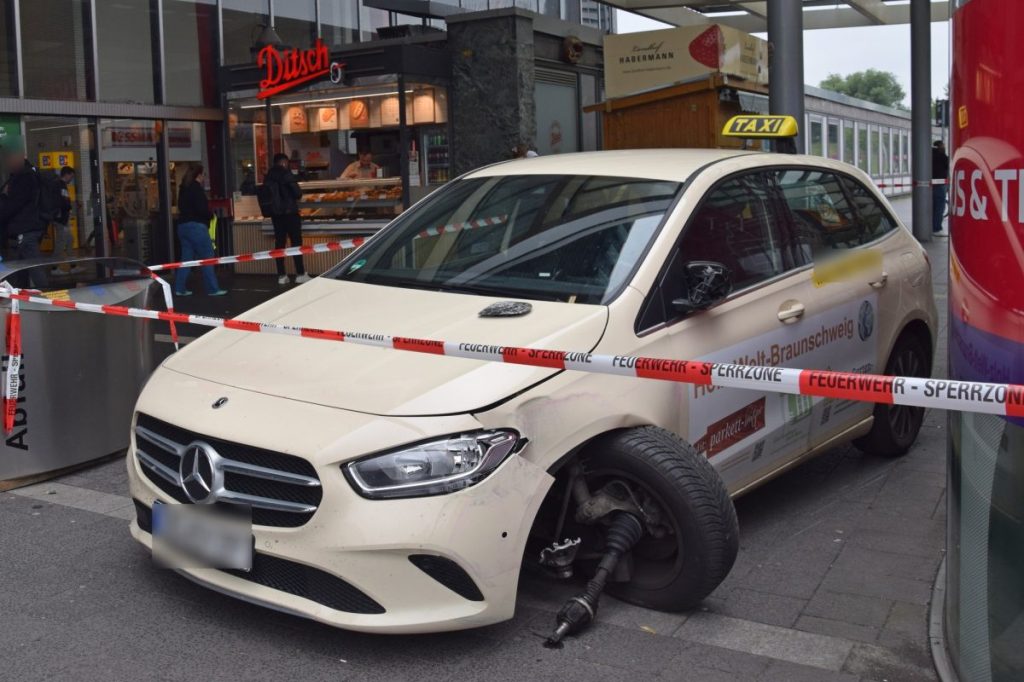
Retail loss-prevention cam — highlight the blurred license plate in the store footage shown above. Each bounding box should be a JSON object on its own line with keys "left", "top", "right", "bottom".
{"left": 152, "top": 502, "right": 252, "bottom": 571}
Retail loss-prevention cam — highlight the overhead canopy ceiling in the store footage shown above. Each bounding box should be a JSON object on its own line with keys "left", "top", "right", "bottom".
{"left": 605, "top": 1, "right": 950, "bottom": 33}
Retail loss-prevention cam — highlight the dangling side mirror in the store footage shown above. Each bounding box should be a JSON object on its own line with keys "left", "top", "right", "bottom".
{"left": 671, "top": 261, "right": 732, "bottom": 313}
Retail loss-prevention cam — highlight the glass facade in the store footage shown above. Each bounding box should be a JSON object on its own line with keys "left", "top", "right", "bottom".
{"left": 273, "top": 0, "right": 316, "bottom": 50}
{"left": 96, "top": 0, "right": 156, "bottom": 104}
{"left": 163, "top": 0, "right": 219, "bottom": 106}
{"left": 221, "top": 0, "right": 269, "bottom": 67}
{"left": 0, "top": 0, "right": 610, "bottom": 264}
{"left": 0, "top": 1, "right": 17, "bottom": 96}
{"left": 21, "top": 0, "right": 94, "bottom": 100}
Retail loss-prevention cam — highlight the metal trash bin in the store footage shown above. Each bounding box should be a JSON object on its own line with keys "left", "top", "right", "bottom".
{"left": 0, "top": 257, "right": 157, "bottom": 487}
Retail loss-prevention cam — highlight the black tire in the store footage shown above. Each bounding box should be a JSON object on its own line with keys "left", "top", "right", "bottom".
{"left": 582, "top": 426, "right": 739, "bottom": 611}
{"left": 854, "top": 332, "right": 930, "bottom": 457}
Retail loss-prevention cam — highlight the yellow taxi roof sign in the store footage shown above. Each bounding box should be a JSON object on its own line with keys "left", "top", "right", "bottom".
{"left": 723, "top": 115, "right": 799, "bottom": 139}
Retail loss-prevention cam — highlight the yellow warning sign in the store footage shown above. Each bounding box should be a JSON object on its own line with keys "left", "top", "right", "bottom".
{"left": 40, "top": 289, "right": 72, "bottom": 301}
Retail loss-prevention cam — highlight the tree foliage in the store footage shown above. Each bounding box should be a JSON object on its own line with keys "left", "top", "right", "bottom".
{"left": 819, "top": 69, "right": 907, "bottom": 109}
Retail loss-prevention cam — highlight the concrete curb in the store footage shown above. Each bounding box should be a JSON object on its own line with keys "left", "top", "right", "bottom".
{"left": 929, "top": 558, "right": 960, "bottom": 682}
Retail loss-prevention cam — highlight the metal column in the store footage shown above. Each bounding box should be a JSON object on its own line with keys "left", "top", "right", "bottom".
{"left": 911, "top": 0, "right": 933, "bottom": 242}
{"left": 767, "top": 0, "right": 805, "bottom": 154}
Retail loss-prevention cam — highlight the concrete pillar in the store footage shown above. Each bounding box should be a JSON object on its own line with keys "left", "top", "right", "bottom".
{"left": 910, "top": 0, "right": 932, "bottom": 242}
{"left": 767, "top": 0, "right": 805, "bottom": 154}
{"left": 446, "top": 13, "right": 536, "bottom": 175}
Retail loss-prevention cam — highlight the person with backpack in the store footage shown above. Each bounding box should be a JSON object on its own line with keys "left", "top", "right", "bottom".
{"left": 0, "top": 152, "right": 47, "bottom": 287}
{"left": 50, "top": 166, "right": 81, "bottom": 274}
{"left": 174, "top": 164, "right": 226, "bottom": 297}
{"left": 262, "top": 153, "right": 308, "bottom": 285}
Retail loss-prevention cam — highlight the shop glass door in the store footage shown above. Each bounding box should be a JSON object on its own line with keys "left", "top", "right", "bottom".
{"left": 22, "top": 116, "right": 100, "bottom": 260}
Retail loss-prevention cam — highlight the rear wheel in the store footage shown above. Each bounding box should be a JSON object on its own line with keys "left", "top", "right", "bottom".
{"left": 854, "top": 332, "right": 930, "bottom": 457}
{"left": 581, "top": 427, "right": 738, "bottom": 611}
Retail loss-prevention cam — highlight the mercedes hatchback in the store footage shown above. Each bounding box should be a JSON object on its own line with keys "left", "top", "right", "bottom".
{"left": 128, "top": 149, "right": 936, "bottom": 633}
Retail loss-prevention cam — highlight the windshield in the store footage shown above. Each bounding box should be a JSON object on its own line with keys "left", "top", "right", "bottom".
{"left": 333, "top": 174, "right": 681, "bottom": 304}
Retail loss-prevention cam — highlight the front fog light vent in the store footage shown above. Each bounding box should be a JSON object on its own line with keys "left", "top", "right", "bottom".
{"left": 409, "top": 554, "right": 484, "bottom": 602}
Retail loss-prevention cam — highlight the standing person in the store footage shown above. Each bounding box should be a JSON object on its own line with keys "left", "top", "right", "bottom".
{"left": 174, "top": 164, "right": 226, "bottom": 297}
{"left": 50, "top": 166, "right": 81, "bottom": 274}
{"left": 265, "top": 153, "right": 308, "bottom": 285}
{"left": 341, "top": 150, "right": 380, "bottom": 179}
{"left": 932, "top": 140, "right": 950, "bottom": 236}
{"left": 0, "top": 153, "right": 47, "bottom": 287}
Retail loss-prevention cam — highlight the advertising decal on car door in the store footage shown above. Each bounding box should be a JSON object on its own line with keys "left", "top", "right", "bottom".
{"left": 689, "top": 295, "right": 879, "bottom": 476}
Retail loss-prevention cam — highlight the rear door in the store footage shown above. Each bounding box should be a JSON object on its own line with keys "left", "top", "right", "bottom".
{"left": 770, "top": 168, "right": 896, "bottom": 448}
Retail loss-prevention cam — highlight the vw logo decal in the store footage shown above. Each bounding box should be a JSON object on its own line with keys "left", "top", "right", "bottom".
{"left": 179, "top": 441, "right": 222, "bottom": 504}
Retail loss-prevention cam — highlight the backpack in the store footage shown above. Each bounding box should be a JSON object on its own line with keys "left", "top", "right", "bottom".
{"left": 37, "top": 170, "right": 64, "bottom": 223}
{"left": 256, "top": 180, "right": 284, "bottom": 218}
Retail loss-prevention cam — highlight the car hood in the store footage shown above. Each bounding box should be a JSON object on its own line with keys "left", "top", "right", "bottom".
{"left": 162, "top": 278, "right": 608, "bottom": 417}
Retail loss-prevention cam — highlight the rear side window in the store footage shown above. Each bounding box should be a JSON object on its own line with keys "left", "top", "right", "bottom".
{"left": 772, "top": 169, "right": 898, "bottom": 256}
{"left": 773, "top": 169, "right": 862, "bottom": 256}
{"left": 839, "top": 176, "right": 898, "bottom": 242}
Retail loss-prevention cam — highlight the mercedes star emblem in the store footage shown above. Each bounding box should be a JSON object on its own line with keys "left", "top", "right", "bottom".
{"left": 179, "top": 442, "right": 219, "bottom": 504}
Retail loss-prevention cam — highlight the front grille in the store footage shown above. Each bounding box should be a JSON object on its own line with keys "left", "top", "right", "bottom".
{"left": 133, "top": 500, "right": 384, "bottom": 615}
{"left": 134, "top": 413, "right": 322, "bottom": 527}
{"left": 409, "top": 554, "right": 484, "bottom": 601}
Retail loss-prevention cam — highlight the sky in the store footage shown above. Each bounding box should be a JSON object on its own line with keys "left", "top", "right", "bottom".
{"left": 615, "top": 11, "right": 950, "bottom": 106}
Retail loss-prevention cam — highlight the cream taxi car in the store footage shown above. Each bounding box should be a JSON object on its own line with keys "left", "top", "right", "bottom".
{"left": 127, "top": 141, "right": 936, "bottom": 634}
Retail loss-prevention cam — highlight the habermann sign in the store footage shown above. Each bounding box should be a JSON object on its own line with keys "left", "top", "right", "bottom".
{"left": 257, "top": 38, "right": 345, "bottom": 99}
{"left": 603, "top": 25, "right": 768, "bottom": 99}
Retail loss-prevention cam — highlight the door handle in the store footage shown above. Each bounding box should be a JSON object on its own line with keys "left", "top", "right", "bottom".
{"left": 869, "top": 271, "right": 889, "bottom": 289}
{"left": 778, "top": 300, "right": 805, "bottom": 323}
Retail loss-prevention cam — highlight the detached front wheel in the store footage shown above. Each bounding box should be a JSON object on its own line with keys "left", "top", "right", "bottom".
{"left": 582, "top": 427, "right": 739, "bottom": 611}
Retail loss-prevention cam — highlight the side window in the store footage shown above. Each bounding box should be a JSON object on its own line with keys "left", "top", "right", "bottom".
{"left": 773, "top": 169, "right": 862, "bottom": 257}
{"left": 839, "top": 176, "right": 898, "bottom": 242}
{"left": 676, "top": 173, "right": 792, "bottom": 292}
{"left": 636, "top": 172, "right": 805, "bottom": 333}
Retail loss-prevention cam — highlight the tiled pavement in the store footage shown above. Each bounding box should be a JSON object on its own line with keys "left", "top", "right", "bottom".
{"left": 0, "top": 197, "right": 951, "bottom": 681}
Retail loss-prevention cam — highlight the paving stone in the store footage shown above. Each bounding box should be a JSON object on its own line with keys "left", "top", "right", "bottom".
{"left": 758, "top": 659, "right": 861, "bottom": 682}
{"left": 847, "top": 525, "right": 944, "bottom": 559}
{"left": 819, "top": 568, "right": 934, "bottom": 606}
{"left": 671, "top": 639, "right": 772, "bottom": 678}
{"left": 563, "top": 619, "right": 689, "bottom": 675}
{"left": 795, "top": 615, "right": 879, "bottom": 644}
{"left": 675, "top": 611, "right": 854, "bottom": 672}
{"left": 884, "top": 601, "right": 929, "bottom": 635}
{"left": 831, "top": 545, "right": 942, "bottom": 582}
{"left": 842, "top": 642, "right": 937, "bottom": 682}
{"left": 595, "top": 595, "right": 689, "bottom": 636}
{"left": 735, "top": 566, "right": 826, "bottom": 600}
{"left": 804, "top": 590, "right": 893, "bottom": 627}
{"left": 714, "top": 587, "right": 807, "bottom": 628}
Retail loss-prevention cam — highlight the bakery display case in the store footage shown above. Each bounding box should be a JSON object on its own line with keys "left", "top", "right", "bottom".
{"left": 230, "top": 177, "right": 401, "bottom": 276}
{"left": 296, "top": 177, "right": 403, "bottom": 223}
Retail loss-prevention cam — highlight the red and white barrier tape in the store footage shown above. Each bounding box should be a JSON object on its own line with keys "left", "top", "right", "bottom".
{"left": 875, "top": 179, "right": 947, "bottom": 188}
{"left": 147, "top": 236, "right": 368, "bottom": 272}
{"left": 3, "top": 285, "right": 21, "bottom": 433}
{"left": 148, "top": 272, "right": 179, "bottom": 348}
{"left": 146, "top": 215, "right": 508, "bottom": 273}
{"left": 2, "top": 288, "right": 1023, "bottom": 418}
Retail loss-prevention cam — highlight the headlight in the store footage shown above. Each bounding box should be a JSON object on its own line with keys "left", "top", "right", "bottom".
{"left": 343, "top": 430, "right": 521, "bottom": 499}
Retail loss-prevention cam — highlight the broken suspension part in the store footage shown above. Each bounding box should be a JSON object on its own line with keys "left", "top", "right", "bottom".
{"left": 539, "top": 537, "right": 582, "bottom": 579}
{"left": 544, "top": 512, "right": 644, "bottom": 647}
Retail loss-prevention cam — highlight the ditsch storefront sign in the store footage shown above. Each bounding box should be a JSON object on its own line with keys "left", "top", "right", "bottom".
{"left": 256, "top": 38, "right": 344, "bottom": 99}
